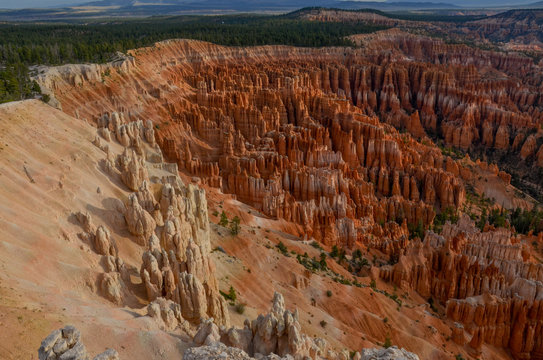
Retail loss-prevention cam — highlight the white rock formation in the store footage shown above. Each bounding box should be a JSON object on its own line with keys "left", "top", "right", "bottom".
{"left": 361, "top": 346, "right": 420, "bottom": 360}
{"left": 124, "top": 193, "right": 156, "bottom": 245}
{"left": 38, "top": 326, "right": 119, "bottom": 360}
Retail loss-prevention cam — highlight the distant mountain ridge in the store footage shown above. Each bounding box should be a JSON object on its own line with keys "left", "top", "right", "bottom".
{"left": 79, "top": 0, "right": 459, "bottom": 11}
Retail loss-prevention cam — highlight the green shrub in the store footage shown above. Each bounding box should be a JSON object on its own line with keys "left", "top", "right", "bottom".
{"left": 319, "top": 252, "right": 328, "bottom": 269}
{"left": 330, "top": 245, "right": 339, "bottom": 258}
{"left": 320, "top": 320, "right": 327, "bottom": 328}
{"left": 235, "top": 303, "right": 245, "bottom": 314}
{"left": 310, "top": 241, "right": 323, "bottom": 250}
{"left": 219, "top": 211, "right": 229, "bottom": 227}
{"left": 229, "top": 216, "right": 241, "bottom": 235}
{"left": 408, "top": 220, "right": 425, "bottom": 239}
{"left": 383, "top": 335, "right": 392, "bottom": 348}
{"left": 433, "top": 207, "right": 459, "bottom": 233}
{"left": 220, "top": 286, "right": 237, "bottom": 302}
{"left": 276, "top": 241, "right": 288, "bottom": 255}
{"left": 352, "top": 249, "right": 362, "bottom": 260}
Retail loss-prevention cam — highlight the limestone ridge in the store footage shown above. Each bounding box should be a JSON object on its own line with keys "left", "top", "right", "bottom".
{"left": 77, "top": 112, "right": 229, "bottom": 326}
{"left": 189, "top": 291, "right": 420, "bottom": 360}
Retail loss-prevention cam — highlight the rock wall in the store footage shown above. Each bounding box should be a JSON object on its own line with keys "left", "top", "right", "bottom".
{"left": 380, "top": 216, "right": 543, "bottom": 359}
{"left": 82, "top": 114, "right": 229, "bottom": 326}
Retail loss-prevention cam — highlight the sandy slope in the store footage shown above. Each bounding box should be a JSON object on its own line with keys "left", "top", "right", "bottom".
{"left": 0, "top": 100, "right": 191, "bottom": 360}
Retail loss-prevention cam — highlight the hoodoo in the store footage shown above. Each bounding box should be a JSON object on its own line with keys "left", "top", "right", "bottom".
{"left": 2, "top": 5, "right": 543, "bottom": 360}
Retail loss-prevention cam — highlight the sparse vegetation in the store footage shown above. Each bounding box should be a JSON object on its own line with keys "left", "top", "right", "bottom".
{"left": 428, "top": 297, "right": 438, "bottom": 313}
{"left": 235, "top": 303, "right": 246, "bottom": 314}
{"left": 408, "top": 220, "right": 425, "bottom": 240}
{"left": 320, "top": 320, "right": 327, "bottom": 328}
{"left": 329, "top": 245, "right": 339, "bottom": 258}
{"left": 319, "top": 253, "right": 328, "bottom": 269}
{"left": 383, "top": 335, "right": 392, "bottom": 348}
{"left": 433, "top": 207, "right": 459, "bottom": 234}
{"left": 276, "top": 241, "right": 288, "bottom": 254}
{"left": 229, "top": 215, "right": 241, "bottom": 235}
{"left": 310, "top": 241, "right": 323, "bottom": 250}
{"left": 297, "top": 252, "right": 326, "bottom": 271}
{"left": 220, "top": 286, "right": 237, "bottom": 302}
{"left": 467, "top": 200, "right": 543, "bottom": 235}
{"left": 509, "top": 207, "right": 543, "bottom": 234}
{"left": 219, "top": 211, "right": 229, "bottom": 227}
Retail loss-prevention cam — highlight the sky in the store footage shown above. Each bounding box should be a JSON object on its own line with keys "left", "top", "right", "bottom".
{"left": 0, "top": 0, "right": 535, "bottom": 9}
{"left": 0, "top": 0, "right": 78, "bottom": 8}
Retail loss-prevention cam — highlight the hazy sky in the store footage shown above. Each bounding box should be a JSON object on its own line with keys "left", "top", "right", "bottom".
{"left": 0, "top": 0, "right": 79, "bottom": 8}
{"left": 0, "top": 0, "right": 533, "bottom": 9}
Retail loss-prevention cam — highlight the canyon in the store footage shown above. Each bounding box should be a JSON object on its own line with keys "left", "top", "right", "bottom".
{"left": 1, "top": 12, "right": 543, "bottom": 360}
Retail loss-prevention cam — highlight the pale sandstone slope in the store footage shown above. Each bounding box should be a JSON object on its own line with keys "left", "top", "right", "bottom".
{"left": 0, "top": 100, "right": 192, "bottom": 360}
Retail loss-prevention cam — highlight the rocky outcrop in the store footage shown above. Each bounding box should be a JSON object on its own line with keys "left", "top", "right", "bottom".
{"left": 77, "top": 118, "right": 229, "bottom": 327}
{"left": 76, "top": 213, "right": 118, "bottom": 257}
{"left": 147, "top": 297, "right": 190, "bottom": 332}
{"left": 124, "top": 193, "right": 156, "bottom": 245}
{"left": 138, "top": 178, "right": 229, "bottom": 326}
{"left": 379, "top": 216, "right": 543, "bottom": 358}
{"left": 360, "top": 346, "right": 420, "bottom": 360}
{"left": 140, "top": 246, "right": 228, "bottom": 325}
{"left": 446, "top": 295, "right": 543, "bottom": 358}
{"left": 104, "top": 120, "right": 230, "bottom": 327}
{"left": 184, "top": 342, "right": 255, "bottom": 360}
{"left": 99, "top": 272, "right": 123, "bottom": 304}
{"left": 94, "top": 225, "right": 117, "bottom": 257}
{"left": 189, "top": 292, "right": 421, "bottom": 359}
{"left": 120, "top": 151, "right": 148, "bottom": 191}
{"left": 38, "top": 326, "right": 119, "bottom": 360}
{"left": 184, "top": 342, "right": 419, "bottom": 360}
{"left": 74, "top": 211, "right": 126, "bottom": 304}
{"left": 193, "top": 292, "right": 359, "bottom": 360}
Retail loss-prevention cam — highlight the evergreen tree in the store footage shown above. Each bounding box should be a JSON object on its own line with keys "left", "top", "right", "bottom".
{"left": 229, "top": 216, "right": 241, "bottom": 235}
{"left": 219, "top": 211, "right": 229, "bottom": 227}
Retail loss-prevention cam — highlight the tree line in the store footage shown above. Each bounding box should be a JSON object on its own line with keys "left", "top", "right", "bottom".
{"left": 0, "top": 15, "right": 385, "bottom": 103}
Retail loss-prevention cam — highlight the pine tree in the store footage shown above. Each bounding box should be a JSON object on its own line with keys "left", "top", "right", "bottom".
{"left": 219, "top": 211, "right": 229, "bottom": 227}
{"left": 229, "top": 216, "right": 241, "bottom": 235}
